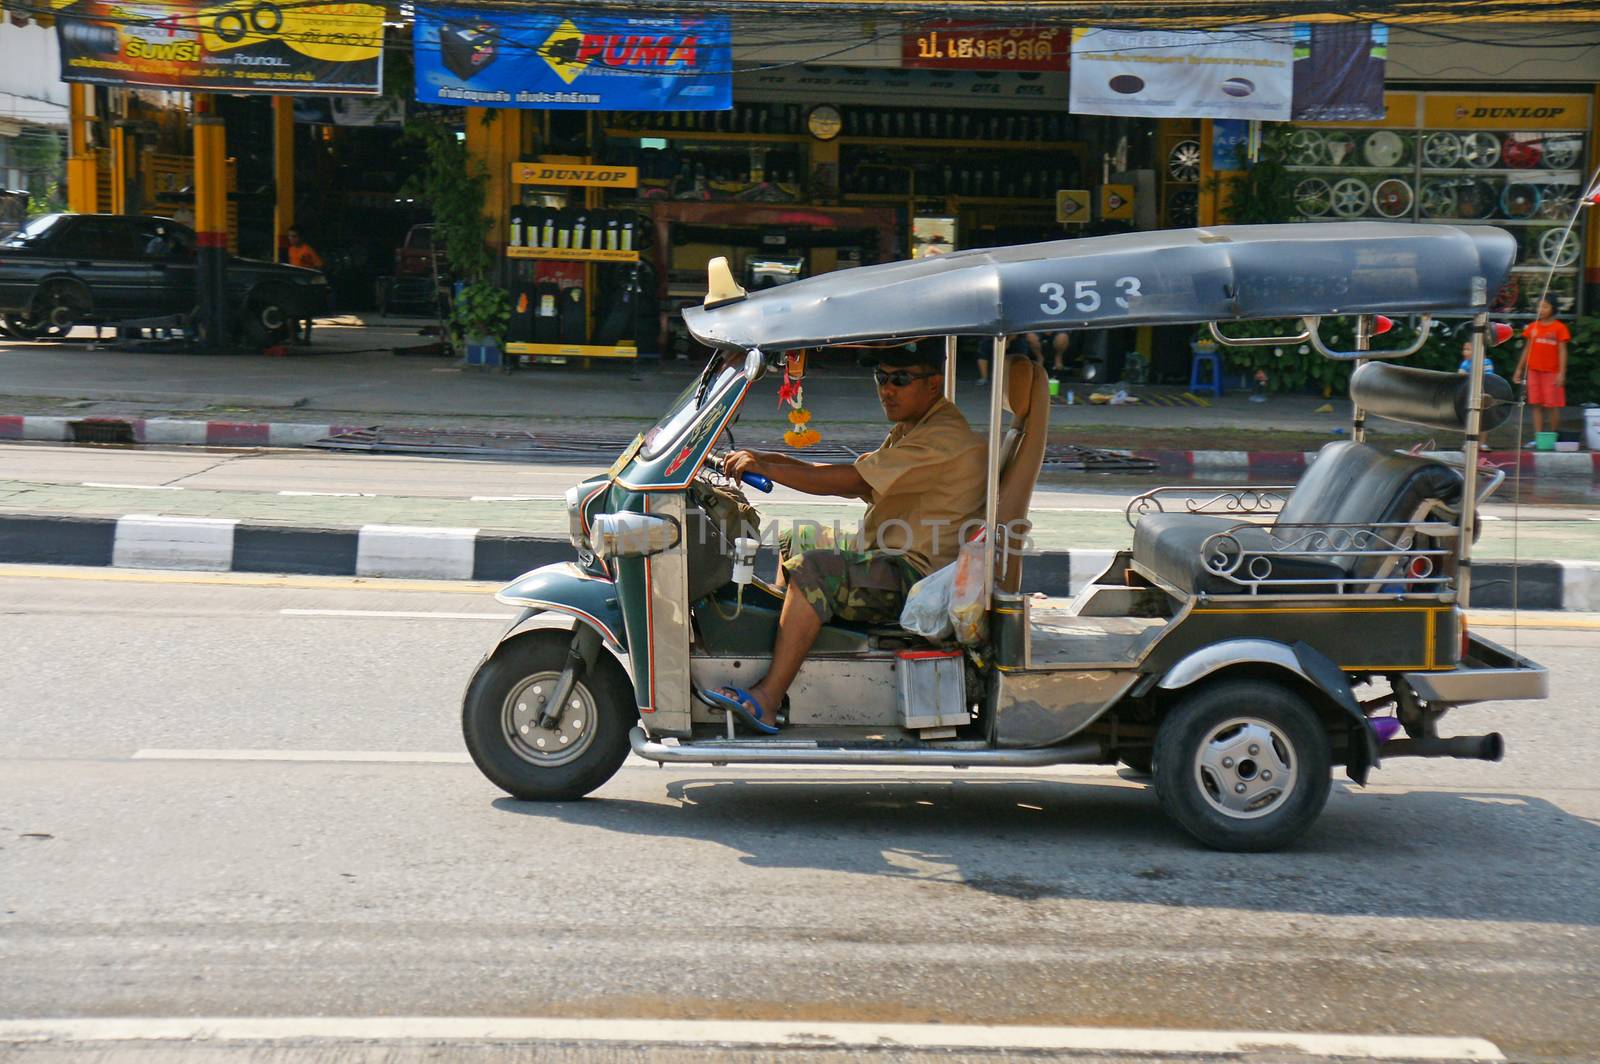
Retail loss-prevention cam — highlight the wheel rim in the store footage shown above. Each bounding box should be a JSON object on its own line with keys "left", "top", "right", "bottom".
{"left": 1323, "top": 131, "right": 1356, "bottom": 166}
{"left": 1419, "top": 181, "right": 1457, "bottom": 218}
{"left": 501, "top": 670, "right": 599, "bottom": 767}
{"left": 1329, "top": 178, "right": 1371, "bottom": 217}
{"left": 1168, "top": 140, "right": 1201, "bottom": 183}
{"left": 1460, "top": 131, "right": 1500, "bottom": 169}
{"left": 1288, "top": 130, "right": 1325, "bottom": 167}
{"left": 1539, "top": 228, "right": 1579, "bottom": 267}
{"left": 1362, "top": 131, "right": 1405, "bottom": 168}
{"left": 1373, "top": 178, "right": 1413, "bottom": 218}
{"left": 1294, "top": 178, "right": 1332, "bottom": 217}
{"left": 1423, "top": 132, "right": 1462, "bottom": 168}
{"left": 1192, "top": 717, "right": 1299, "bottom": 820}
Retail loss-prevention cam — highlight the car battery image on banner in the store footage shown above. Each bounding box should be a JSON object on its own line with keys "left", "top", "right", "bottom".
{"left": 439, "top": 22, "right": 498, "bottom": 80}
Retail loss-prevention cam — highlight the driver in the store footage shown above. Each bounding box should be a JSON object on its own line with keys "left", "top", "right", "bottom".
{"left": 709, "top": 344, "right": 986, "bottom": 733}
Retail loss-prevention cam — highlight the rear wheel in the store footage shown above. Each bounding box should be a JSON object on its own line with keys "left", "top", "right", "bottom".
{"left": 462, "top": 632, "right": 634, "bottom": 801}
{"left": 1153, "top": 679, "right": 1331, "bottom": 852}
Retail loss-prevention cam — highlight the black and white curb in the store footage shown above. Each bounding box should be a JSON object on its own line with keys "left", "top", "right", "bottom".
{"left": 0, "top": 514, "right": 1594, "bottom": 609}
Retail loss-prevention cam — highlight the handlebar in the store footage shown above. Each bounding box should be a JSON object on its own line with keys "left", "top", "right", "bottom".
{"left": 705, "top": 450, "right": 773, "bottom": 493}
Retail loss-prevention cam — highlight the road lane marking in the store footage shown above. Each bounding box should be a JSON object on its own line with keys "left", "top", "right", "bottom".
{"left": 134, "top": 749, "right": 473, "bottom": 764}
{"left": 0, "top": 564, "right": 498, "bottom": 594}
{"left": 279, "top": 608, "right": 514, "bottom": 620}
{"left": 0, "top": 1017, "right": 1504, "bottom": 1059}
{"left": 278, "top": 490, "right": 374, "bottom": 497}
{"left": 470, "top": 494, "right": 557, "bottom": 501}
{"left": 81, "top": 482, "right": 182, "bottom": 490}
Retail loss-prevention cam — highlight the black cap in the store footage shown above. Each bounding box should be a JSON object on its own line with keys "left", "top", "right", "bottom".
{"left": 857, "top": 341, "right": 942, "bottom": 371}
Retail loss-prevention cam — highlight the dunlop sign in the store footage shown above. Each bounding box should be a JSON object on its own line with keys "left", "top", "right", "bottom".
{"left": 512, "top": 163, "right": 639, "bottom": 189}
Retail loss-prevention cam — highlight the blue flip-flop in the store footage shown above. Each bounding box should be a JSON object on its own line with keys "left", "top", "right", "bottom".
{"left": 700, "top": 686, "right": 780, "bottom": 735}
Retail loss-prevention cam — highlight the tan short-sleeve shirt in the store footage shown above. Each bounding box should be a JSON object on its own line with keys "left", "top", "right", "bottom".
{"left": 853, "top": 396, "right": 987, "bottom": 575}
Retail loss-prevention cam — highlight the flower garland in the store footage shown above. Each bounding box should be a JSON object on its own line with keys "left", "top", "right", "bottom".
{"left": 779, "top": 350, "right": 821, "bottom": 448}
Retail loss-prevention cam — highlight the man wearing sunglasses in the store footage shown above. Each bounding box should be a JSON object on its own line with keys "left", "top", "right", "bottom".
{"left": 710, "top": 344, "right": 986, "bottom": 733}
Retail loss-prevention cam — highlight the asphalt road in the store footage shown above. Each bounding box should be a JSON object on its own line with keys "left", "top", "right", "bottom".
{"left": 2, "top": 568, "right": 1598, "bottom": 1062}
{"left": 4, "top": 441, "right": 1597, "bottom": 510}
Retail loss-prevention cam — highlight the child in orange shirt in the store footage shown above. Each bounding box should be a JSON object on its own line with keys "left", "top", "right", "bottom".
{"left": 285, "top": 227, "right": 324, "bottom": 271}
{"left": 1512, "top": 298, "right": 1570, "bottom": 440}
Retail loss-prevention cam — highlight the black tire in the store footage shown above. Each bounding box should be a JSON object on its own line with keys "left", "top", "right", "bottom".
{"left": 462, "top": 632, "right": 634, "bottom": 801}
{"left": 1153, "top": 679, "right": 1331, "bottom": 852}
{"left": 31, "top": 280, "right": 88, "bottom": 334}
{"left": 241, "top": 286, "right": 293, "bottom": 347}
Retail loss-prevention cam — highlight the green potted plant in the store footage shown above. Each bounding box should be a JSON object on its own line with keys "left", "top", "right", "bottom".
{"left": 453, "top": 281, "right": 511, "bottom": 367}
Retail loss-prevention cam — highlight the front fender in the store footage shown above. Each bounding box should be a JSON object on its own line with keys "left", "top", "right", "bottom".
{"left": 1158, "top": 637, "right": 1376, "bottom": 785}
{"left": 495, "top": 561, "right": 626, "bottom": 651}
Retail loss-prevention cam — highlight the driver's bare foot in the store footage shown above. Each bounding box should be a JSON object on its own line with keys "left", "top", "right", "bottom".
{"left": 723, "top": 683, "right": 780, "bottom": 728}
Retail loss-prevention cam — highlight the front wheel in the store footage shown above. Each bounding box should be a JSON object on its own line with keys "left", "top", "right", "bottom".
{"left": 462, "top": 632, "right": 634, "bottom": 801}
{"left": 1153, "top": 679, "right": 1331, "bottom": 852}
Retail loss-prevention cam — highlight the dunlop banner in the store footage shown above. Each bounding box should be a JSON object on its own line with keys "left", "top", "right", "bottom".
{"left": 413, "top": 7, "right": 731, "bottom": 111}
{"left": 512, "top": 162, "right": 639, "bottom": 188}
{"left": 55, "top": 0, "right": 384, "bottom": 94}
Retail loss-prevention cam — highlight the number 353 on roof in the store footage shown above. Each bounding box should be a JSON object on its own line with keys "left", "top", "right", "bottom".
{"left": 413, "top": 7, "right": 732, "bottom": 111}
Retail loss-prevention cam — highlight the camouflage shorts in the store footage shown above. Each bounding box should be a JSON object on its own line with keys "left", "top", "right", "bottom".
{"left": 778, "top": 531, "right": 919, "bottom": 626}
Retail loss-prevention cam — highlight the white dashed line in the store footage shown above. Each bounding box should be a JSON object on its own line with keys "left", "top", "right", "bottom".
{"left": 0, "top": 1017, "right": 1505, "bottom": 1059}
{"left": 278, "top": 608, "right": 513, "bottom": 620}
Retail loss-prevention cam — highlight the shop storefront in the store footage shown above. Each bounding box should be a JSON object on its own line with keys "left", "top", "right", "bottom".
{"left": 1274, "top": 91, "right": 1591, "bottom": 320}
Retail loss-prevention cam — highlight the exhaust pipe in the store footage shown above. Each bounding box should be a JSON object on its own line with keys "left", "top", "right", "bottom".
{"left": 630, "top": 728, "right": 1107, "bottom": 768}
{"left": 1382, "top": 732, "right": 1504, "bottom": 762}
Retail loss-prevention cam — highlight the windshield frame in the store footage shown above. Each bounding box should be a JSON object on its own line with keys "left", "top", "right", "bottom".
{"left": 639, "top": 354, "right": 746, "bottom": 461}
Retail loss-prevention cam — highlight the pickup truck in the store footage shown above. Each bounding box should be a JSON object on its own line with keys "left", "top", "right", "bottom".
{"left": 0, "top": 213, "right": 330, "bottom": 345}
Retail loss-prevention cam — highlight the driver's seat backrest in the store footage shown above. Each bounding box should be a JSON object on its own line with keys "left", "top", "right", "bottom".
{"left": 995, "top": 356, "right": 1051, "bottom": 592}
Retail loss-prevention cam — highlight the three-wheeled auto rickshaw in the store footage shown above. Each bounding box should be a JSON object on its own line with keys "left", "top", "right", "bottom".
{"left": 462, "top": 221, "right": 1548, "bottom": 851}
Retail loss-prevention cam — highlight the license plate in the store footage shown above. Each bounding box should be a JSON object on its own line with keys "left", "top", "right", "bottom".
{"left": 607, "top": 434, "right": 645, "bottom": 480}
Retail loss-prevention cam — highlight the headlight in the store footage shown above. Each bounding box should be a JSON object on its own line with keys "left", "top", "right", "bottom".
{"left": 590, "top": 512, "right": 680, "bottom": 560}
{"left": 565, "top": 484, "right": 589, "bottom": 552}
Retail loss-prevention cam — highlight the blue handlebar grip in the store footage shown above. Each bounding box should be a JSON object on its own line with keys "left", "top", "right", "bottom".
{"left": 742, "top": 472, "right": 774, "bottom": 493}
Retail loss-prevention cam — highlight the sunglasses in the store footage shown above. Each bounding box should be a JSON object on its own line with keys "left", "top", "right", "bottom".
{"left": 873, "top": 369, "right": 936, "bottom": 388}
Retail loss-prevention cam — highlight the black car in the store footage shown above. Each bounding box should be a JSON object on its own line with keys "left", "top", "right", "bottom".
{"left": 0, "top": 213, "right": 330, "bottom": 344}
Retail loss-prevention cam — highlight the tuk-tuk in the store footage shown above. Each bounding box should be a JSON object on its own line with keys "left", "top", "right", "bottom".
{"left": 461, "top": 222, "right": 1547, "bottom": 852}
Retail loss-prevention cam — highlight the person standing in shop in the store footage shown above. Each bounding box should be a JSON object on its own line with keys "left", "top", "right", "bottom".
{"left": 285, "top": 227, "right": 324, "bottom": 271}
{"left": 1512, "top": 297, "right": 1570, "bottom": 443}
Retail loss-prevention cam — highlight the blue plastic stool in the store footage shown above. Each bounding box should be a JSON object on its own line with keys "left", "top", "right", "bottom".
{"left": 1189, "top": 348, "right": 1223, "bottom": 398}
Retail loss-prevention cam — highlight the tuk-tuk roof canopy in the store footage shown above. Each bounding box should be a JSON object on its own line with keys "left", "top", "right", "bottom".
{"left": 683, "top": 222, "right": 1516, "bottom": 353}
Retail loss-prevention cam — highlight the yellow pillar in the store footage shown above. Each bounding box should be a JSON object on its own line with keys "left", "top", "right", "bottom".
{"left": 108, "top": 123, "right": 127, "bottom": 214}
{"left": 464, "top": 108, "right": 518, "bottom": 256}
{"left": 272, "top": 97, "right": 294, "bottom": 263}
{"left": 193, "top": 97, "right": 230, "bottom": 349}
{"left": 66, "top": 84, "right": 98, "bottom": 214}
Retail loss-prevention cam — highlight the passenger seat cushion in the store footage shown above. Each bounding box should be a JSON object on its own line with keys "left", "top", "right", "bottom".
{"left": 1278, "top": 442, "right": 1461, "bottom": 529}
{"left": 1132, "top": 513, "right": 1347, "bottom": 595}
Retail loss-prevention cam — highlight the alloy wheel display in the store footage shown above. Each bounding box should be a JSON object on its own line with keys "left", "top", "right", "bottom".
{"left": 1362, "top": 130, "right": 1406, "bottom": 168}
{"left": 1294, "top": 177, "right": 1333, "bottom": 217}
{"left": 1168, "top": 140, "right": 1202, "bottom": 183}
{"left": 1329, "top": 178, "right": 1372, "bottom": 217}
{"left": 1373, "top": 178, "right": 1414, "bottom": 218}
{"left": 1459, "top": 131, "right": 1501, "bottom": 169}
{"left": 1419, "top": 180, "right": 1458, "bottom": 218}
{"left": 1422, "top": 131, "right": 1462, "bottom": 168}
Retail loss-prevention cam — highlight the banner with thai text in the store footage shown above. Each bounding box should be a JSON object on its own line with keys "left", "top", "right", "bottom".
{"left": 903, "top": 21, "right": 1068, "bottom": 72}
{"left": 413, "top": 7, "right": 730, "bottom": 111}
{"left": 55, "top": 0, "right": 384, "bottom": 94}
{"left": 1069, "top": 26, "right": 1293, "bottom": 120}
